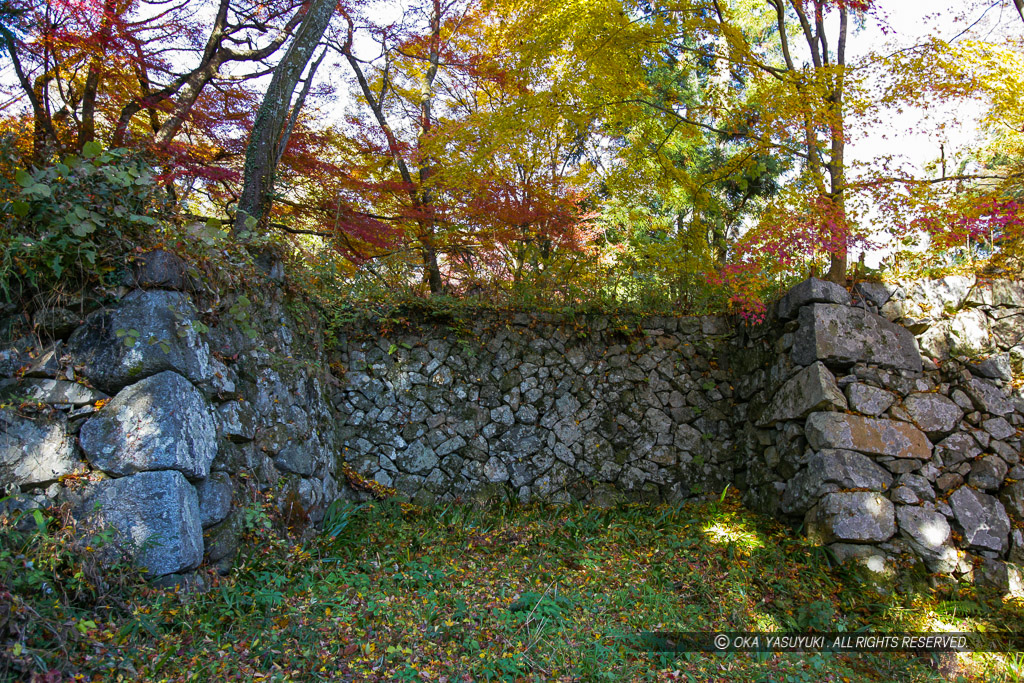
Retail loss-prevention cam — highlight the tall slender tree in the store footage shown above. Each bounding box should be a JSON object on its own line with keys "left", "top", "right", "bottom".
{"left": 234, "top": 0, "right": 337, "bottom": 234}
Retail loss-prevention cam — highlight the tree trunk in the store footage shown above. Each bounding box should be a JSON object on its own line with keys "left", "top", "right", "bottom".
{"left": 418, "top": 0, "right": 444, "bottom": 293}
{"left": 234, "top": 0, "right": 336, "bottom": 236}
{"left": 78, "top": 0, "right": 117, "bottom": 151}
{"left": 824, "top": 6, "right": 849, "bottom": 285}
{"left": 1, "top": 31, "right": 58, "bottom": 157}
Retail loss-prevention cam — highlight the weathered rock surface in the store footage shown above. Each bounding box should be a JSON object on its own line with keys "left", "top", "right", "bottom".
{"left": 806, "top": 492, "right": 896, "bottom": 543}
{"left": 777, "top": 278, "right": 851, "bottom": 321}
{"left": 130, "top": 250, "right": 191, "bottom": 291}
{"left": 918, "top": 309, "right": 991, "bottom": 359}
{"left": 845, "top": 383, "right": 896, "bottom": 417}
{"left": 792, "top": 304, "right": 922, "bottom": 372}
{"left": 982, "top": 417, "right": 1016, "bottom": 441}
{"left": 897, "top": 504, "right": 958, "bottom": 573}
{"left": 76, "top": 470, "right": 202, "bottom": 576}
{"left": 855, "top": 282, "right": 898, "bottom": 308}
{"left": 909, "top": 276, "right": 975, "bottom": 315}
{"left": 949, "top": 486, "right": 1011, "bottom": 553}
{"left": 1002, "top": 481, "right": 1024, "bottom": 520}
{"left": 963, "top": 378, "right": 1014, "bottom": 417}
{"left": 195, "top": 472, "right": 232, "bottom": 528}
{"left": 0, "top": 409, "right": 77, "bottom": 486}
{"left": 757, "top": 362, "right": 846, "bottom": 426}
{"left": 0, "top": 378, "right": 107, "bottom": 406}
{"left": 969, "top": 456, "right": 1009, "bottom": 491}
{"left": 902, "top": 393, "right": 964, "bottom": 438}
{"left": 79, "top": 371, "right": 217, "bottom": 480}
{"left": 217, "top": 401, "right": 257, "bottom": 442}
{"left": 970, "top": 354, "right": 1013, "bottom": 381}
{"left": 781, "top": 449, "right": 892, "bottom": 514}
{"left": 805, "top": 412, "right": 932, "bottom": 459}
{"left": 67, "top": 289, "right": 212, "bottom": 393}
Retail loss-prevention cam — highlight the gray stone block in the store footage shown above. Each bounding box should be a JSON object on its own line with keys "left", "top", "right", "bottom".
{"left": 76, "top": 470, "right": 202, "bottom": 577}
{"left": 757, "top": 362, "right": 846, "bottom": 427}
{"left": 67, "top": 289, "right": 212, "bottom": 393}
{"left": 792, "top": 304, "right": 922, "bottom": 372}
{"left": 805, "top": 412, "right": 932, "bottom": 459}
{"left": 79, "top": 371, "right": 217, "bottom": 480}
{"left": 777, "top": 278, "right": 851, "bottom": 321}
{"left": 0, "top": 408, "right": 77, "bottom": 487}
{"left": 807, "top": 492, "right": 896, "bottom": 543}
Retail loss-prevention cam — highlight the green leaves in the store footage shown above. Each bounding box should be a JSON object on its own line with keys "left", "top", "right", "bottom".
{"left": 14, "top": 167, "right": 53, "bottom": 200}
{"left": 82, "top": 140, "right": 103, "bottom": 159}
{"left": 115, "top": 328, "right": 141, "bottom": 348}
{"left": 1, "top": 147, "right": 164, "bottom": 295}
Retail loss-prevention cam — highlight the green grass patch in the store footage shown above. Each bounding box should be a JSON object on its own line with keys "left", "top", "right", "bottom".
{"left": 3, "top": 491, "right": 1023, "bottom": 681}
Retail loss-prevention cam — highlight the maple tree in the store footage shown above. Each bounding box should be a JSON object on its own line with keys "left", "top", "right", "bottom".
{"left": 303, "top": 0, "right": 604, "bottom": 296}
{"left": 0, "top": 0, "right": 312, "bottom": 191}
{"left": 2, "top": 0, "right": 1023, "bottom": 307}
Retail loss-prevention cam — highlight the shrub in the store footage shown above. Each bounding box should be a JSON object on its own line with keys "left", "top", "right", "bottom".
{"left": 0, "top": 141, "right": 168, "bottom": 304}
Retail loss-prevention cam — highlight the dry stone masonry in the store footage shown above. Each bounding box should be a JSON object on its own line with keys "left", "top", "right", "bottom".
{"left": 740, "top": 276, "right": 1024, "bottom": 593}
{"left": 2, "top": 256, "right": 1024, "bottom": 596}
{"left": 331, "top": 313, "right": 740, "bottom": 506}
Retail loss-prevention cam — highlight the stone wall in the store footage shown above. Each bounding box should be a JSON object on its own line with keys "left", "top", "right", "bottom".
{"left": 2, "top": 253, "right": 1024, "bottom": 593}
{"left": 738, "top": 278, "right": 1024, "bottom": 593}
{"left": 331, "top": 311, "right": 767, "bottom": 507}
{"left": 1, "top": 251, "right": 339, "bottom": 580}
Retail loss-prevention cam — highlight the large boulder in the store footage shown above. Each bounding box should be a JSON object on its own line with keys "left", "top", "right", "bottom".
{"left": 777, "top": 278, "right": 851, "bottom": 321}
{"left": 949, "top": 486, "right": 1011, "bottom": 553}
{"left": 79, "top": 371, "right": 217, "bottom": 480}
{"left": 902, "top": 393, "right": 963, "bottom": 439}
{"left": 67, "top": 289, "right": 212, "bottom": 393}
{"left": 805, "top": 412, "right": 932, "bottom": 459}
{"left": 75, "top": 470, "right": 202, "bottom": 576}
{"left": 806, "top": 492, "right": 896, "bottom": 543}
{"left": 0, "top": 409, "right": 77, "bottom": 486}
{"left": 756, "top": 362, "right": 847, "bottom": 427}
{"left": 792, "top": 304, "right": 922, "bottom": 372}
{"left": 780, "top": 449, "right": 893, "bottom": 515}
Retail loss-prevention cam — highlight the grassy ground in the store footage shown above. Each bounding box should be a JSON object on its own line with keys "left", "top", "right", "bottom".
{"left": 3, "top": 489, "right": 1024, "bottom": 682}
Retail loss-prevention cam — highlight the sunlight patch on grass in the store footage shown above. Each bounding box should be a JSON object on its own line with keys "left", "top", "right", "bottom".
{"left": 701, "top": 520, "right": 764, "bottom": 549}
